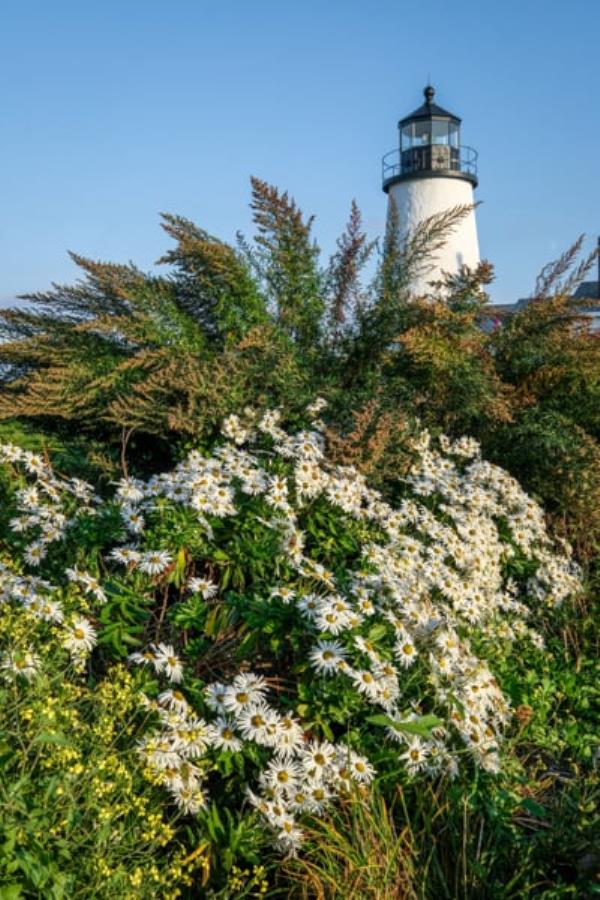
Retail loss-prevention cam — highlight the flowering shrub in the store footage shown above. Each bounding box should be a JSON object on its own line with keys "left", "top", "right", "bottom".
{"left": 0, "top": 402, "right": 582, "bottom": 862}
{"left": 0, "top": 607, "right": 205, "bottom": 897}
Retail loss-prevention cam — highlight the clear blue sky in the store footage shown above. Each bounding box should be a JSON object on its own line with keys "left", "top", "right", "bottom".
{"left": 1, "top": 0, "right": 598, "bottom": 306}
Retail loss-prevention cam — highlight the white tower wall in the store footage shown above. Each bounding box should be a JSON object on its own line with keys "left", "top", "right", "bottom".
{"left": 388, "top": 176, "right": 479, "bottom": 296}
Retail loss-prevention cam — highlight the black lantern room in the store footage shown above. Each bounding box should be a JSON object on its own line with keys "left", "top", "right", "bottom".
{"left": 382, "top": 86, "right": 478, "bottom": 191}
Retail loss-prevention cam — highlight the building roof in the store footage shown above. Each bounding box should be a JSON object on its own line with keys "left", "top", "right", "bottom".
{"left": 399, "top": 85, "right": 461, "bottom": 126}
{"left": 485, "top": 286, "right": 600, "bottom": 320}
{"left": 573, "top": 281, "right": 600, "bottom": 300}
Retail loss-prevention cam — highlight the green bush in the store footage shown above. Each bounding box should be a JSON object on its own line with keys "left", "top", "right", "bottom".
{"left": 0, "top": 404, "right": 592, "bottom": 896}
{"left": 0, "top": 609, "right": 204, "bottom": 898}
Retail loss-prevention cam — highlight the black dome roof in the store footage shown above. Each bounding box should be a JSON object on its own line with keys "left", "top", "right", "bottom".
{"left": 399, "top": 85, "right": 461, "bottom": 125}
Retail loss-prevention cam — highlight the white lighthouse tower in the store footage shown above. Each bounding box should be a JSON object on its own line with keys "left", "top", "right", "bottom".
{"left": 382, "top": 85, "right": 480, "bottom": 295}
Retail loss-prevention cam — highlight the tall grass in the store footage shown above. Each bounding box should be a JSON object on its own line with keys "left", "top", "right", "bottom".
{"left": 281, "top": 789, "right": 417, "bottom": 899}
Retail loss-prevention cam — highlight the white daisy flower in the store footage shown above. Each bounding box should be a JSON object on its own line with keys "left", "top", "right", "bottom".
{"left": 276, "top": 819, "right": 304, "bottom": 853}
{"left": 122, "top": 507, "right": 146, "bottom": 534}
{"left": 349, "top": 668, "right": 381, "bottom": 700}
{"left": 222, "top": 673, "right": 268, "bottom": 713}
{"left": 263, "top": 758, "right": 303, "bottom": 792}
{"left": 129, "top": 647, "right": 158, "bottom": 668}
{"left": 400, "top": 738, "right": 429, "bottom": 775}
{"left": 296, "top": 594, "right": 320, "bottom": 618}
{"left": 394, "top": 632, "right": 418, "bottom": 668}
{"left": 9, "top": 516, "right": 29, "bottom": 533}
{"left": 40, "top": 523, "right": 63, "bottom": 543}
{"left": 210, "top": 717, "right": 243, "bottom": 752}
{"left": 23, "top": 452, "right": 46, "bottom": 475}
{"left": 24, "top": 542, "right": 46, "bottom": 566}
{"left": 308, "top": 640, "right": 347, "bottom": 675}
{"left": 154, "top": 643, "right": 184, "bottom": 683}
{"left": 222, "top": 414, "right": 251, "bottom": 445}
{"left": 204, "top": 681, "right": 228, "bottom": 712}
{"left": 108, "top": 546, "right": 142, "bottom": 566}
{"left": 65, "top": 566, "right": 85, "bottom": 583}
{"left": 273, "top": 714, "right": 305, "bottom": 758}
{"left": 237, "top": 704, "right": 277, "bottom": 745}
{"left": 270, "top": 586, "right": 296, "bottom": 604}
{"left": 139, "top": 550, "right": 172, "bottom": 576}
{"left": 171, "top": 718, "right": 211, "bottom": 757}
{"left": 172, "top": 785, "right": 207, "bottom": 815}
{"left": 302, "top": 782, "right": 331, "bottom": 813}
{"left": 0, "top": 647, "right": 41, "bottom": 681}
{"left": 38, "top": 599, "right": 64, "bottom": 623}
{"left": 68, "top": 477, "right": 94, "bottom": 500}
{"left": 187, "top": 577, "right": 218, "bottom": 599}
{"left": 63, "top": 617, "right": 97, "bottom": 655}
{"left": 0, "top": 443, "right": 23, "bottom": 462}
{"left": 314, "top": 604, "right": 350, "bottom": 636}
{"left": 158, "top": 689, "right": 190, "bottom": 713}
{"left": 143, "top": 739, "right": 182, "bottom": 771}
{"left": 115, "top": 478, "right": 146, "bottom": 503}
{"left": 306, "top": 397, "right": 328, "bottom": 416}
{"left": 300, "top": 741, "right": 337, "bottom": 778}
{"left": 79, "top": 572, "right": 107, "bottom": 603}
{"left": 347, "top": 751, "right": 375, "bottom": 784}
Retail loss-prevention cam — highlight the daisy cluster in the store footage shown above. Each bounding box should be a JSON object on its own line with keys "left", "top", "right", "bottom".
{"left": 137, "top": 668, "right": 374, "bottom": 853}
{"left": 0, "top": 562, "right": 98, "bottom": 673}
{"left": 0, "top": 403, "right": 582, "bottom": 853}
{"left": 0, "top": 443, "right": 96, "bottom": 567}
{"left": 0, "top": 444, "right": 101, "bottom": 673}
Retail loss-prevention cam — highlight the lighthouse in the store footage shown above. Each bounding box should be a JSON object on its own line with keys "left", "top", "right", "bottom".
{"left": 382, "top": 86, "right": 480, "bottom": 295}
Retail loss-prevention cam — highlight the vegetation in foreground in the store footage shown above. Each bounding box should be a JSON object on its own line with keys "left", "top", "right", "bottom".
{"left": 0, "top": 183, "right": 597, "bottom": 898}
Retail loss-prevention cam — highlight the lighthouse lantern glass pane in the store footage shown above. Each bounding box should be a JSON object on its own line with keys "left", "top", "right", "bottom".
{"left": 432, "top": 120, "right": 450, "bottom": 145}
{"left": 414, "top": 121, "right": 431, "bottom": 145}
{"left": 401, "top": 124, "right": 414, "bottom": 149}
{"left": 449, "top": 123, "right": 459, "bottom": 147}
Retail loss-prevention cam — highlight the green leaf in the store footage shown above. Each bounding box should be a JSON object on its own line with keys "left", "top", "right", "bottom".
{"left": 366, "top": 713, "right": 444, "bottom": 738}
{"left": 366, "top": 623, "right": 388, "bottom": 642}
{"left": 31, "top": 732, "right": 72, "bottom": 747}
{"left": 212, "top": 549, "right": 230, "bottom": 561}
{"left": 365, "top": 713, "right": 395, "bottom": 728}
{"left": 520, "top": 797, "right": 547, "bottom": 818}
{"left": 0, "top": 885, "right": 24, "bottom": 900}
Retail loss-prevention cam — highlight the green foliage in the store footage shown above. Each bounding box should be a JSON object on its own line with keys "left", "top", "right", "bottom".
{"left": 325, "top": 199, "right": 376, "bottom": 339}
{"left": 0, "top": 419, "right": 116, "bottom": 482}
{"left": 0, "top": 618, "right": 201, "bottom": 898}
{"left": 281, "top": 788, "right": 417, "bottom": 899}
{"left": 285, "top": 600, "right": 599, "bottom": 899}
{"left": 246, "top": 177, "right": 324, "bottom": 351}
{"left": 0, "top": 189, "right": 321, "bottom": 449}
{"left": 484, "top": 408, "right": 600, "bottom": 556}
{"left": 158, "top": 213, "right": 269, "bottom": 343}
{"left": 2, "top": 406, "right": 595, "bottom": 898}
{"left": 0, "top": 178, "right": 599, "bottom": 899}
